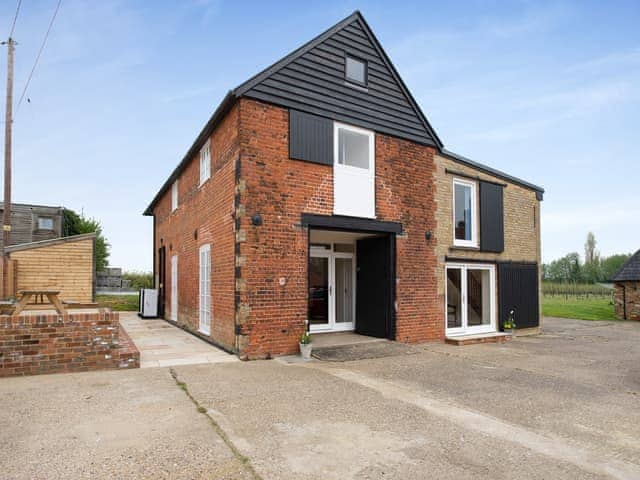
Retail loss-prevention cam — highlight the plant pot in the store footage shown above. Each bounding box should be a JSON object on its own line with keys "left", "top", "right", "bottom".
{"left": 504, "top": 328, "right": 515, "bottom": 336}
{"left": 299, "top": 342, "right": 312, "bottom": 360}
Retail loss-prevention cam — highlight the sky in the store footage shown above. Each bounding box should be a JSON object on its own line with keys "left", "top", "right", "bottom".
{"left": 0, "top": 0, "right": 638, "bottom": 271}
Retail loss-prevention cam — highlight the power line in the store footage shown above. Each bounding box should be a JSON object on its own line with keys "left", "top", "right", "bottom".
{"left": 17, "top": 0, "right": 62, "bottom": 110}
{"left": 8, "top": 0, "right": 22, "bottom": 39}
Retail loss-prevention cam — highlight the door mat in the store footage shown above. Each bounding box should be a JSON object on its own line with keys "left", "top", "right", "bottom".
{"left": 312, "top": 341, "right": 417, "bottom": 362}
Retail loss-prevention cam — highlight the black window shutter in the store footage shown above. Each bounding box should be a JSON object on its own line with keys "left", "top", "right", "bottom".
{"left": 479, "top": 181, "right": 504, "bottom": 253}
{"left": 498, "top": 263, "right": 539, "bottom": 329}
{"left": 289, "top": 110, "right": 333, "bottom": 166}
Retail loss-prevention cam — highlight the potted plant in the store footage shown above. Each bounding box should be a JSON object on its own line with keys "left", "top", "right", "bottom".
{"left": 503, "top": 309, "right": 516, "bottom": 335}
{"left": 299, "top": 331, "right": 312, "bottom": 360}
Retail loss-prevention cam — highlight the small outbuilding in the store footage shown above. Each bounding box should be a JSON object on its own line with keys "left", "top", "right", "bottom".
{"left": 612, "top": 250, "right": 640, "bottom": 321}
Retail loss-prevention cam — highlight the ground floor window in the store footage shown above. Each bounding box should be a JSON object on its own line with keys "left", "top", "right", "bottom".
{"left": 199, "top": 244, "right": 211, "bottom": 335}
{"left": 446, "top": 263, "right": 495, "bottom": 336}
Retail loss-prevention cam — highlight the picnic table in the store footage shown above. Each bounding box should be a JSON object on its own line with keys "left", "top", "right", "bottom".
{"left": 13, "top": 289, "right": 68, "bottom": 316}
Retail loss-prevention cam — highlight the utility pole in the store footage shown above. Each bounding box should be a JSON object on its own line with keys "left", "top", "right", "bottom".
{"left": 1, "top": 37, "right": 14, "bottom": 298}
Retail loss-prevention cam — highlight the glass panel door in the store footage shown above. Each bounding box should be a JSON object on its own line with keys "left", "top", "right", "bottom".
{"left": 467, "top": 268, "right": 491, "bottom": 328}
{"left": 446, "top": 267, "right": 463, "bottom": 331}
{"left": 446, "top": 264, "right": 495, "bottom": 335}
{"left": 309, "top": 255, "right": 330, "bottom": 329}
{"left": 335, "top": 257, "right": 354, "bottom": 328}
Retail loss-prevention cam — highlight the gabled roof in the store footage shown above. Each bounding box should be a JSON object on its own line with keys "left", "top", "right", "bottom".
{"left": 234, "top": 11, "right": 443, "bottom": 148}
{"left": 612, "top": 249, "right": 640, "bottom": 282}
{"left": 440, "top": 149, "right": 545, "bottom": 195}
{"left": 144, "top": 10, "right": 543, "bottom": 215}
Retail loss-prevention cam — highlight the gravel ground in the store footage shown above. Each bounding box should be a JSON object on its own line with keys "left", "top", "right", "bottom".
{"left": 0, "top": 367, "right": 255, "bottom": 480}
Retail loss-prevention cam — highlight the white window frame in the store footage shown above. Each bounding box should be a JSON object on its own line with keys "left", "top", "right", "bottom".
{"left": 333, "top": 122, "right": 375, "bottom": 218}
{"left": 171, "top": 179, "right": 178, "bottom": 212}
{"left": 170, "top": 254, "right": 178, "bottom": 321}
{"left": 199, "top": 140, "right": 211, "bottom": 186}
{"left": 199, "top": 244, "right": 211, "bottom": 335}
{"left": 445, "top": 263, "right": 496, "bottom": 336}
{"left": 452, "top": 178, "right": 477, "bottom": 248}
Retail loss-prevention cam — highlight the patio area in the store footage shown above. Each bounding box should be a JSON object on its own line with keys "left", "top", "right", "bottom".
{"left": 119, "top": 312, "right": 237, "bottom": 368}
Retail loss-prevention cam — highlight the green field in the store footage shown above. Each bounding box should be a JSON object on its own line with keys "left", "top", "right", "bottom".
{"left": 96, "top": 294, "right": 139, "bottom": 312}
{"left": 542, "top": 295, "right": 616, "bottom": 321}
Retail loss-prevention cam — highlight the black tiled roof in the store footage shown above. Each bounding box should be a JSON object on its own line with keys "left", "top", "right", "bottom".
{"left": 612, "top": 249, "right": 640, "bottom": 282}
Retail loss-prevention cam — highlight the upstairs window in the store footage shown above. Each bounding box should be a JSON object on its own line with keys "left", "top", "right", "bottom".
{"left": 38, "top": 217, "right": 54, "bottom": 230}
{"left": 337, "top": 126, "right": 371, "bottom": 170}
{"left": 171, "top": 179, "right": 178, "bottom": 212}
{"left": 453, "top": 179, "right": 477, "bottom": 247}
{"left": 345, "top": 56, "right": 367, "bottom": 86}
{"left": 199, "top": 140, "right": 211, "bottom": 186}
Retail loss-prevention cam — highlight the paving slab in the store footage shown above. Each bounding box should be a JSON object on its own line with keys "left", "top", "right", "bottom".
{"left": 120, "top": 312, "right": 237, "bottom": 368}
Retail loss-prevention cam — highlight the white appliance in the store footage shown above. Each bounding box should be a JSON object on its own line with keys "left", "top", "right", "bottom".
{"left": 138, "top": 289, "right": 158, "bottom": 318}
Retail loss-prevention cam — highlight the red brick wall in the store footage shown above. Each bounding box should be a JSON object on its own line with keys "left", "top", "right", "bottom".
{"left": 236, "top": 98, "right": 440, "bottom": 358}
{"left": 0, "top": 311, "right": 139, "bottom": 377}
{"left": 153, "top": 104, "right": 239, "bottom": 351}
{"left": 614, "top": 281, "right": 640, "bottom": 321}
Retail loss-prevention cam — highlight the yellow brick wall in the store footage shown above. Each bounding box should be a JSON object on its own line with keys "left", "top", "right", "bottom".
{"left": 10, "top": 237, "right": 94, "bottom": 303}
{"left": 434, "top": 154, "right": 542, "bottom": 333}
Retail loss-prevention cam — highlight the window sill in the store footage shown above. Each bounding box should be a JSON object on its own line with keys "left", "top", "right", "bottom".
{"left": 343, "top": 80, "right": 368, "bottom": 92}
{"left": 198, "top": 177, "right": 210, "bottom": 189}
{"left": 450, "top": 245, "right": 480, "bottom": 252}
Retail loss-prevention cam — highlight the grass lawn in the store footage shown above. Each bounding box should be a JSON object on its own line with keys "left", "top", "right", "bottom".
{"left": 542, "top": 295, "right": 616, "bottom": 321}
{"left": 96, "top": 294, "right": 139, "bottom": 312}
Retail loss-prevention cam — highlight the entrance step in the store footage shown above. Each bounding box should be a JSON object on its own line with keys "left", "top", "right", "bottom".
{"left": 445, "top": 332, "right": 512, "bottom": 346}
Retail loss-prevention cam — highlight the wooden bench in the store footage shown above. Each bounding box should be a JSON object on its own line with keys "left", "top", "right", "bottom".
{"left": 13, "top": 289, "right": 67, "bottom": 316}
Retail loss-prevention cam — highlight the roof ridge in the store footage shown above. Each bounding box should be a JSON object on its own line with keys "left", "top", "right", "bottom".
{"left": 612, "top": 248, "right": 640, "bottom": 282}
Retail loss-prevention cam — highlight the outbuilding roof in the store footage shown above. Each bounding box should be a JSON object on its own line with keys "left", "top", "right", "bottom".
{"left": 612, "top": 249, "right": 640, "bottom": 282}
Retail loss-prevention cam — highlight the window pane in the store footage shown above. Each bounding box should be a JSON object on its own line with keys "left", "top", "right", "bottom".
{"left": 346, "top": 57, "right": 366, "bottom": 84}
{"left": 447, "top": 268, "right": 462, "bottom": 329}
{"left": 338, "top": 129, "right": 369, "bottom": 169}
{"left": 309, "top": 257, "right": 329, "bottom": 326}
{"left": 467, "top": 269, "right": 491, "bottom": 327}
{"left": 335, "top": 257, "right": 353, "bottom": 324}
{"left": 454, "top": 183, "right": 472, "bottom": 241}
{"left": 38, "top": 217, "right": 54, "bottom": 230}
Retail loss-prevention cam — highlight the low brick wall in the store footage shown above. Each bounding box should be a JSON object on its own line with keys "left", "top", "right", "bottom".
{"left": 0, "top": 310, "right": 140, "bottom": 377}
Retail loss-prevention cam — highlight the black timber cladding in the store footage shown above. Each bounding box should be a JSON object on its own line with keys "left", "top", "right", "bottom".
{"left": 289, "top": 110, "right": 333, "bottom": 165}
{"left": 479, "top": 181, "right": 504, "bottom": 253}
{"left": 301, "top": 213, "right": 402, "bottom": 234}
{"left": 236, "top": 13, "right": 440, "bottom": 147}
{"left": 498, "top": 262, "right": 540, "bottom": 329}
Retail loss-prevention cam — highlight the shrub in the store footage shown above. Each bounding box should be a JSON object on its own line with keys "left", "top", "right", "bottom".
{"left": 122, "top": 271, "right": 153, "bottom": 290}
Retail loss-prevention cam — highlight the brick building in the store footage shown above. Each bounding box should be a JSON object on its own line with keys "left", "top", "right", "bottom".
{"left": 144, "top": 11, "right": 544, "bottom": 359}
{"left": 612, "top": 250, "right": 640, "bottom": 321}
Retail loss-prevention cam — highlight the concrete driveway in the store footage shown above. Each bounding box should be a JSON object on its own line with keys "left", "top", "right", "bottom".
{"left": 1, "top": 317, "right": 639, "bottom": 479}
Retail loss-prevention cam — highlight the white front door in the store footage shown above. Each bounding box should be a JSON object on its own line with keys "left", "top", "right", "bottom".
{"left": 446, "top": 263, "right": 496, "bottom": 336}
{"left": 199, "top": 244, "right": 211, "bottom": 335}
{"left": 309, "top": 247, "right": 355, "bottom": 333}
{"left": 333, "top": 122, "right": 375, "bottom": 218}
{"left": 170, "top": 255, "right": 178, "bottom": 321}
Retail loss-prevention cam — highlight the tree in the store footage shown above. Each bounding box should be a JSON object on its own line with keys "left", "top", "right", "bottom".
{"left": 63, "top": 208, "right": 110, "bottom": 272}
{"left": 584, "top": 232, "right": 599, "bottom": 264}
{"left": 544, "top": 252, "right": 582, "bottom": 283}
{"left": 582, "top": 232, "right": 601, "bottom": 283}
{"left": 600, "top": 254, "right": 631, "bottom": 281}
